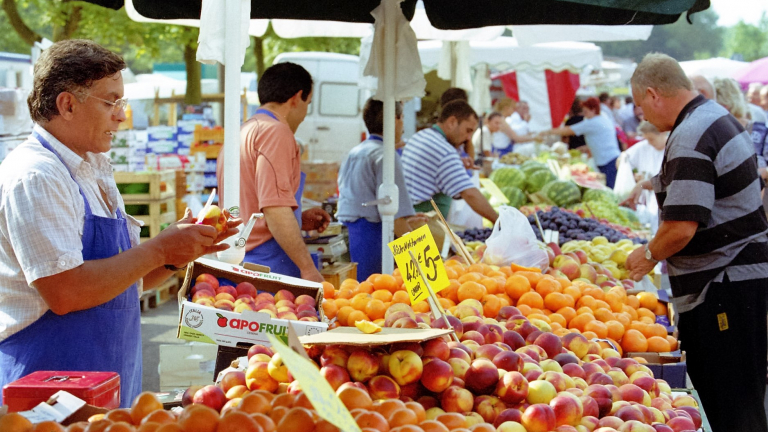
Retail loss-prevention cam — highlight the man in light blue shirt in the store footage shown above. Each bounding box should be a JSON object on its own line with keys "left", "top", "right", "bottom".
{"left": 337, "top": 99, "right": 426, "bottom": 281}
{"left": 539, "top": 97, "right": 621, "bottom": 188}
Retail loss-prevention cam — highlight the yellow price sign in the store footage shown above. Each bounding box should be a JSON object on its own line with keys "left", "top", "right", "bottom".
{"left": 388, "top": 225, "right": 450, "bottom": 305}
{"left": 479, "top": 178, "right": 510, "bottom": 204}
{"left": 267, "top": 333, "right": 361, "bottom": 432}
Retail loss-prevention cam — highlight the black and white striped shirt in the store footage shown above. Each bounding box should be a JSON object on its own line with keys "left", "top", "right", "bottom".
{"left": 652, "top": 95, "right": 768, "bottom": 313}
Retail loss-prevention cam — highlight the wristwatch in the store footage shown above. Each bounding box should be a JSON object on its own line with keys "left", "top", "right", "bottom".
{"left": 644, "top": 244, "right": 658, "bottom": 264}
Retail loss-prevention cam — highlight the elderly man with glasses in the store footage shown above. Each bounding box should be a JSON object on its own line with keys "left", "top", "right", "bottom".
{"left": 0, "top": 39, "right": 242, "bottom": 407}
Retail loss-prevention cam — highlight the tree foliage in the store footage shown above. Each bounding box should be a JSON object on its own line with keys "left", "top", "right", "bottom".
{"left": 721, "top": 14, "right": 768, "bottom": 62}
{"left": 596, "top": 9, "right": 724, "bottom": 62}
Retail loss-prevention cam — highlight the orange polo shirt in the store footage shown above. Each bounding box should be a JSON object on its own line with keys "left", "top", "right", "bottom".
{"left": 217, "top": 112, "right": 301, "bottom": 251}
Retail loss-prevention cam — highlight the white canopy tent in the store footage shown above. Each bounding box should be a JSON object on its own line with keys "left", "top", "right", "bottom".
{"left": 512, "top": 25, "right": 652, "bottom": 46}
{"left": 417, "top": 37, "right": 603, "bottom": 131}
{"left": 679, "top": 57, "right": 749, "bottom": 81}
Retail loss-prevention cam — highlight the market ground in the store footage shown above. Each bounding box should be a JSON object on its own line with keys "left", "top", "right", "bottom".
{"left": 139, "top": 296, "right": 768, "bottom": 417}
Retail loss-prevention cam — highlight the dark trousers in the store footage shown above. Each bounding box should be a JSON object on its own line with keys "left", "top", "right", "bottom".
{"left": 677, "top": 275, "right": 768, "bottom": 432}
{"left": 598, "top": 157, "right": 618, "bottom": 189}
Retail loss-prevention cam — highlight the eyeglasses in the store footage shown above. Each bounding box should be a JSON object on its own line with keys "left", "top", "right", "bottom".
{"left": 79, "top": 92, "right": 128, "bottom": 114}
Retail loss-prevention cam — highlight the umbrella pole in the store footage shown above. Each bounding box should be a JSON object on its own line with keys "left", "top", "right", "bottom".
{"left": 378, "top": 0, "right": 401, "bottom": 276}
{"left": 222, "top": 0, "right": 241, "bottom": 212}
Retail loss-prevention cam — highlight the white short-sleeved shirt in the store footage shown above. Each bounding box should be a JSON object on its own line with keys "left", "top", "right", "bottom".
{"left": 624, "top": 139, "right": 664, "bottom": 180}
{"left": 0, "top": 125, "right": 142, "bottom": 342}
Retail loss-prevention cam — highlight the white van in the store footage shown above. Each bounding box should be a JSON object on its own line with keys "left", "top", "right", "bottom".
{"left": 273, "top": 52, "right": 367, "bottom": 162}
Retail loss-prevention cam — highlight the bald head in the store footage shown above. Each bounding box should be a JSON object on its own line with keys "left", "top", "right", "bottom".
{"left": 689, "top": 75, "right": 715, "bottom": 101}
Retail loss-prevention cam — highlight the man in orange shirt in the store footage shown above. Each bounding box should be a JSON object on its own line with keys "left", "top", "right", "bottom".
{"left": 218, "top": 63, "right": 330, "bottom": 282}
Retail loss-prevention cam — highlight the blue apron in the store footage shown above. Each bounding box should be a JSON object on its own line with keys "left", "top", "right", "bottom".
{"left": 0, "top": 132, "right": 142, "bottom": 408}
{"left": 494, "top": 142, "right": 514, "bottom": 157}
{"left": 243, "top": 109, "right": 306, "bottom": 277}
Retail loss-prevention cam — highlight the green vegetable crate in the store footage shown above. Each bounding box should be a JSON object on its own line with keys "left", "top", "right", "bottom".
{"left": 115, "top": 170, "right": 177, "bottom": 241}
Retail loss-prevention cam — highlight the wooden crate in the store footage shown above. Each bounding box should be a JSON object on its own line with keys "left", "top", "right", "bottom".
{"left": 115, "top": 170, "right": 176, "bottom": 202}
{"left": 123, "top": 197, "right": 176, "bottom": 239}
{"left": 140, "top": 275, "right": 180, "bottom": 312}
{"left": 321, "top": 262, "right": 357, "bottom": 288}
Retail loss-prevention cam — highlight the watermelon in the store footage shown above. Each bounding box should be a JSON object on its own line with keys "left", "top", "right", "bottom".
{"left": 490, "top": 167, "right": 526, "bottom": 189}
{"left": 582, "top": 189, "right": 618, "bottom": 204}
{"left": 500, "top": 186, "right": 527, "bottom": 208}
{"left": 525, "top": 170, "right": 556, "bottom": 193}
{"left": 541, "top": 181, "right": 582, "bottom": 207}
{"left": 520, "top": 160, "right": 549, "bottom": 177}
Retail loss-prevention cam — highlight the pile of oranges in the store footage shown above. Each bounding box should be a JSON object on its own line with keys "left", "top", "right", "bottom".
{"left": 321, "top": 260, "right": 678, "bottom": 355}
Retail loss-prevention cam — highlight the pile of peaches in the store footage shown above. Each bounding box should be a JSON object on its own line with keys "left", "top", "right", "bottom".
{"left": 321, "top": 260, "right": 677, "bottom": 355}
{"left": 189, "top": 273, "right": 320, "bottom": 322}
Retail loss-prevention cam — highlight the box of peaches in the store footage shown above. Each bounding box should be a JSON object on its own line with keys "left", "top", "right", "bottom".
{"left": 176, "top": 257, "right": 328, "bottom": 348}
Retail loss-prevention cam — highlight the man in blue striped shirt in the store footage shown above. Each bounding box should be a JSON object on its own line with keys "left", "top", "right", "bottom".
{"left": 401, "top": 100, "right": 498, "bottom": 223}
{"left": 626, "top": 53, "right": 768, "bottom": 432}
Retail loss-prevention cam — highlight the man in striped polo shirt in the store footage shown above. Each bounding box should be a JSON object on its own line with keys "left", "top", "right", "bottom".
{"left": 401, "top": 100, "right": 498, "bottom": 223}
{"left": 626, "top": 53, "right": 768, "bottom": 432}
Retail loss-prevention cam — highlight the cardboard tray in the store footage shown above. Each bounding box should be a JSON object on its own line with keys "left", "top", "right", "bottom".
{"left": 626, "top": 350, "right": 687, "bottom": 389}
{"left": 299, "top": 327, "right": 454, "bottom": 347}
{"left": 176, "top": 258, "right": 328, "bottom": 348}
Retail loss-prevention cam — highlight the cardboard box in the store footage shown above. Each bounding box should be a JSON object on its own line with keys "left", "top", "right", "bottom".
{"left": 301, "top": 161, "right": 340, "bottom": 183}
{"left": 321, "top": 262, "right": 357, "bottom": 288}
{"left": 299, "top": 327, "right": 453, "bottom": 347}
{"left": 303, "top": 181, "right": 338, "bottom": 202}
{"left": 177, "top": 258, "right": 328, "bottom": 348}
{"left": 626, "top": 351, "right": 687, "bottom": 389}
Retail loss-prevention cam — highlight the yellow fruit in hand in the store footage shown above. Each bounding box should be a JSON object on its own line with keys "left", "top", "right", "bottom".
{"left": 355, "top": 320, "right": 382, "bottom": 334}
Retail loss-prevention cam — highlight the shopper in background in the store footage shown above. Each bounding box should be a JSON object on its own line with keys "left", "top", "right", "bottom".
{"left": 626, "top": 53, "right": 768, "bottom": 432}
{"left": 402, "top": 100, "right": 498, "bottom": 222}
{"left": 598, "top": 92, "right": 619, "bottom": 126}
{"left": 746, "top": 82, "right": 768, "bottom": 124}
{"left": 217, "top": 63, "right": 330, "bottom": 282}
{"left": 689, "top": 74, "right": 716, "bottom": 100}
{"left": 621, "top": 104, "right": 644, "bottom": 139}
{"left": 538, "top": 97, "right": 621, "bottom": 188}
{"left": 622, "top": 121, "right": 668, "bottom": 218}
{"left": 507, "top": 100, "right": 531, "bottom": 136}
{"left": 472, "top": 112, "right": 503, "bottom": 156}
{"left": 0, "top": 40, "right": 241, "bottom": 407}
{"left": 760, "top": 85, "right": 768, "bottom": 113}
{"left": 563, "top": 98, "right": 586, "bottom": 151}
{"left": 489, "top": 98, "right": 535, "bottom": 156}
{"left": 336, "top": 99, "right": 427, "bottom": 281}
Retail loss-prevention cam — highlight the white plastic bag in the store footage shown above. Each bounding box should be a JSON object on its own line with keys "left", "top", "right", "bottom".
{"left": 448, "top": 172, "right": 483, "bottom": 229}
{"left": 613, "top": 153, "right": 636, "bottom": 201}
{"left": 481, "top": 206, "right": 549, "bottom": 270}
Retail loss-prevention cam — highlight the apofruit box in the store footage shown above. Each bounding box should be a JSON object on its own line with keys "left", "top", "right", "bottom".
{"left": 176, "top": 258, "right": 328, "bottom": 348}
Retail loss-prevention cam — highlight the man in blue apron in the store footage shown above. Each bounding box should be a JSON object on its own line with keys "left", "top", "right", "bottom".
{"left": 0, "top": 40, "right": 239, "bottom": 407}
{"left": 217, "top": 63, "right": 330, "bottom": 283}
{"left": 337, "top": 99, "right": 428, "bottom": 281}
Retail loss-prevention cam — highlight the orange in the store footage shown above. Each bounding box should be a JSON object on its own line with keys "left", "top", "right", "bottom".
{"left": 412, "top": 301, "right": 430, "bottom": 314}
{"left": 388, "top": 409, "right": 419, "bottom": 427}
{"left": 605, "top": 291, "right": 624, "bottom": 313}
{"left": 352, "top": 293, "right": 373, "bottom": 311}
{"left": 645, "top": 323, "right": 668, "bottom": 339}
{"left": 562, "top": 285, "right": 581, "bottom": 302}
{"left": 498, "top": 267, "right": 513, "bottom": 277}
{"left": 469, "top": 424, "right": 495, "bottom": 432}
{"left": 544, "top": 292, "right": 570, "bottom": 312}
{"left": 593, "top": 308, "right": 615, "bottom": 323}
{"left": 315, "top": 419, "right": 340, "bottom": 432}
{"left": 605, "top": 320, "right": 625, "bottom": 341}
{"left": 637, "top": 307, "right": 656, "bottom": 321}
{"left": 647, "top": 336, "right": 672, "bottom": 352}
{"left": 517, "top": 291, "right": 544, "bottom": 309}
{"left": 66, "top": 423, "right": 90, "bottom": 432}
{"left": 271, "top": 393, "right": 297, "bottom": 409}
{"left": 516, "top": 271, "right": 544, "bottom": 288}
{"left": 510, "top": 263, "right": 541, "bottom": 273}
{"left": 374, "top": 400, "right": 407, "bottom": 420}
{"left": 666, "top": 335, "right": 679, "bottom": 351}
{"left": 497, "top": 295, "right": 511, "bottom": 309}
{"left": 458, "top": 272, "right": 483, "bottom": 284}
{"left": 435, "top": 413, "right": 467, "bottom": 430}
{"left": 639, "top": 316, "right": 655, "bottom": 325}
{"left": 355, "top": 281, "right": 375, "bottom": 295}
{"left": 347, "top": 310, "right": 369, "bottom": 327}
{"left": 340, "top": 278, "right": 359, "bottom": 289}
{"left": 337, "top": 306, "right": 355, "bottom": 327}
{"left": 372, "top": 290, "right": 393, "bottom": 303}
{"left": 568, "top": 313, "right": 595, "bottom": 332}
{"left": 577, "top": 295, "right": 596, "bottom": 310}
{"left": 621, "top": 329, "right": 648, "bottom": 353}
{"left": 389, "top": 426, "right": 424, "bottom": 432}
{"left": 333, "top": 298, "right": 351, "bottom": 309}
{"left": 630, "top": 321, "right": 649, "bottom": 335}
{"left": 177, "top": 405, "right": 220, "bottom": 432}
{"left": 548, "top": 313, "right": 566, "bottom": 328}
{"left": 373, "top": 274, "right": 399, "bottom": 293}
{"left": 504, "top": 275, "right": 532, "bottom": 300}
{"left": 419, "top": 420, "right": 450, "bottom": 432}
{"left": 626, "top": 295, "right": 640, "bottom": 309}
{"left": 527, "top": 313, "right": 551, "bottom": 324}
{"left": 440, "top": 280, "right": 461, "bottom": 303}
{"left": 516, "top": 304, "right": 532, "bottom": 316}
{"left": 457, "top": 281, "right": 486, "bottom": 302}
{"left": 582, "top": 331, "right": 598, "bottom": 340}
{"left": 622, "top": 305, "right": 639, "bottom": 321}
{"left": 322, "top": 300, "right": 339, "bottom": 319}
{"left": 576, "top": 306, "right": 593, "bottom": 316}
{"left": 535, "top": 277, "right": 562, "bottom": 298}
{"left": 219, "top": 411, "right": 262, "bottom": 432}
{"left": 141, "top": 410, "right": 176, "bottom": 425}
{"left": 444, "top": 267, "right": 459, "bottom": 280}
{"left": 481, "top": 294, "right": 501, "bottom": 318}
{"left": 637, "top": 292, "right": 658, "bottom": 310}
{"left": 251, "top": 414, "right": 277, "bottom": 432}
{"left": 338, "top": 386, "right": 373, "bottom": 410}
{"left": 392, "top": 291, "right": 410, "bottom": 305}
{"left": 556, "top": 277, "right": 572, "bottom": 290}
{"left": 336, "top": 288, "right": 354, "bottom": 300}
{"left": 365, "top": 299, "right": 387, "bottom": 320}
{"left": 269, "top": 406, "right": 289, "bottom": 425}
{"left": 584, "top": 320, "right": 608, "bottom": 339}
{"left": 467, "top": 263, "right": 488, "bottom": 275}
{"left": 276, "top": 407, "right": 315, "bottom": 432}
{"left": 582, "top": 287, "right": 605, "bottom": 301}
{"left": 405, "top": 402, "right": 426, "bottom": 423}
{"left": 105, "top": 409, "right": 133, "bottom": 423}
{"left": 438, "top": 298, "right": 455, "bottom": 310}
{"left": 0, "top": 413, "right": 33, "bottom": 432}
{"left": 293, "top": 392, "right": 314, "bottom": 410}
{"left": 356, "top": 411, "right": 390, "bottom": 432}
{"left": 479, "top": 278, "right": 500, "bottom": 295}
{"left": 593, "top": 300, "right": 611, "bottom": 312}
{"left": 321, "top": 281, "right": 336, "bottom": 299}
{"left": 556, "top": 307, "right": 577, "bottom": 325}
{"left": 615, "top": 312, "right": 632, "bottom": 330}
{"left": 654, "top": 302, "right": 668, "bottom": 317}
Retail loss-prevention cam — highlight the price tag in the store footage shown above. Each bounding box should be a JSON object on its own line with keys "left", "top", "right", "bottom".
{"left": 479, "top": 178, "right": 510, "bottom": 204}
{"left": 267, "top": 334, "right": 361, "bottom": 432}
{"left": 388, "top": 225, "right": 450, "bottom": 305}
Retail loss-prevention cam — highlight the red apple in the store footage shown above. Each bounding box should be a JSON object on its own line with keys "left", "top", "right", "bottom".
{"left": 475, "top": 395, "right": 507, "bottom": 424}
{"left": 219, "top": 370, "right": 246, "bottom": 393}
{"left": 196, "top": 274, "right": 219, "bottom": 290}
{"left": 496, "top": 371, "right": 529, "bottom": 405}
{"left": 423, "top": 338, "right": 450, "bottom": 361}
{"left": 347, "top": 349, "right": 380, "bottom": 382}
{"left": 192, "top": 385, "right": 227, "bottom": 412}
{"left": 319, "top": 364, "right": 350, "bottom": 391}
{"left": 420, "top": 358, "right": 454, "bottom": 393}
{"left": 464, "top": 359, "right": 499, "bottom": 394}
{"left": 197, "top": 205, "right": 227, "bottom": 235}
{"left": 181, "top": 385, "right": 202, "bottom": 407}
{"left": 367, "top": 375, "right": 401, "bottom": 400}
{"left": 440, "top": 385, "right": 474, "bottom": 413}
{"left": 550, "top": 393, "right": 583, "bottom": 427}
{"left": 521, "top": 403, "right": 557, "bottom": 432}
{"left": 493, "top": 351, "right": 524, "bottom": 372}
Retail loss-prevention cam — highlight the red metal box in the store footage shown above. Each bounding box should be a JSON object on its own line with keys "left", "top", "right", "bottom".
{"left": 2, "top": 371, "right": 120, "bottom": 412}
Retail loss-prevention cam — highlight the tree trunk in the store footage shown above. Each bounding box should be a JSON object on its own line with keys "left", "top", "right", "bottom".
{"left": 253, "top": 35, "right": 265, "bottom": 78}
{"left": 2, "top": 0, "right": 41, "bottom": 46}
{"left": 184, "top": 41, "right": 202, "bottom": 106}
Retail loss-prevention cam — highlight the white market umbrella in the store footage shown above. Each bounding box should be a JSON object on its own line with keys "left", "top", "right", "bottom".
{"left": 679, "top": 57, "right": 750, "bottom": 81}
{"left": 512, "top": 25, "right": 652, "bottom": 46}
